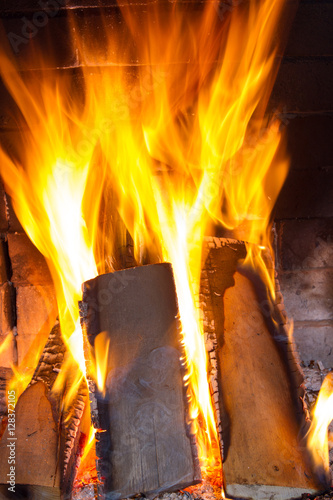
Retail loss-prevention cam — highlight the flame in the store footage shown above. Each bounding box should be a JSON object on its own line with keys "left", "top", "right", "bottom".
{"left": 307, "top": 373, "right": 333, "bottom": 480}
{"left": 94, "top": 331, "right": 111, "bottom": 396}
{"left": 0, "top": 48, "right": 103, "bottom": 404}
{"left": 75, "top": 426, "right": 99, "bottom": 488}
{"left": 94, "top": 0, "right": 289, "bottom": 466}
{"left": 0, "top": 0, "right": 294, "bottom": 483}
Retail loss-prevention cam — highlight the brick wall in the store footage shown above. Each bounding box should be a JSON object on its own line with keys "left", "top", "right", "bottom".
{"left": 273, "top": 0, "right": 333, "bottom": 368}
{"left": 0, "top": 187, "right": 57, "bottom": 375}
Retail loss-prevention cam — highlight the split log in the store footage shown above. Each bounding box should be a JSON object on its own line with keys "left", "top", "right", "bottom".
{"left": 0, "top": 367, "right": 13, "bottom": 434}
{"left": 202, "top": 237, "right": 327, "bottom": 499}
{"left": 0, "top": 381, "right": 61, "bottom": 499}
{"left": 80, "top": 263, "right": 201, "bottom": 500}
{"left": 0, "top": 321, "right": 88, "bottom": 499}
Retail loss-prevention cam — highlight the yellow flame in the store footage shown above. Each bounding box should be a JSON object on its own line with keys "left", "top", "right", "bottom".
{"left": 307, "top": 373, "right": 333, "bottom": 476}
{"left": 0, "top": 49, "right": 101, "bottom": 403}
{"left": 0, "top": 0, "right": 292, "bottom": 477}
{"left": 0, "top": 332, "right": 14, "bottom": 358}
{"left": 94, "top": 331, "right": 111, "bottom": 396}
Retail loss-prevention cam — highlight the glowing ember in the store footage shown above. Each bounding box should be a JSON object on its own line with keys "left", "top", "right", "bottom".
{"left": 0, "top": 0, "right": 331, "bottom": 491}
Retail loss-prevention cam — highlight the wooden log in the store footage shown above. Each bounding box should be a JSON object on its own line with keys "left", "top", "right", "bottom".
{"left": 203, "top": 238, "right": 327, "bottom": 499}
{"left": 0, "top": 367, "right": 12, "bottom": 434}
{"left": 0, "top": 320, "right": 88, "bottom": 499}
{"left": 0, "top": 381, "right": 61, "bottom": 497}
{"left": 29, "top": 320, "right": 90, "bottom": 496}
{"left": 0, "top": 484, "right": 62, "bottom": 500}
{"left": 80, "top": 263, "right": 201, "bottom": 500}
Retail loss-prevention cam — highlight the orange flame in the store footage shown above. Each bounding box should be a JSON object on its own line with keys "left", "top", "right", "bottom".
{"left": 0, "top": 54, "right": 100, "bottom": 401}
{"left": 0, "top": 0, "right": 295, "bottom": 481}
{"left": 307, "top": 373, "right": 333, "bottom": 481}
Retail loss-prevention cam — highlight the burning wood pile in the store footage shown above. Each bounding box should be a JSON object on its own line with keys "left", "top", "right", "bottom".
{"left": 0, "top": 0, "right": 332, "bottom": 499}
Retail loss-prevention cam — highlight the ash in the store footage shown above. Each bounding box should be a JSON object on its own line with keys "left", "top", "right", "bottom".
{"left": 72, "top": 481, "right": 220, "bottom": 500}
{"left": 72, "top": 485, "right": 96, "bottom": 500}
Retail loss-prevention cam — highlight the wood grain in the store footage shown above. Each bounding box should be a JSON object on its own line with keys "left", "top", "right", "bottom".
{"left": 81, "top": 263, "right": 201, "bottom": 500}
{"left": 0, "top": 381, "right": 60, "bottom": 490}
{"left": 0, "top": 321, "right": 86, "bottom": 498}
{"left": 0, "top": 484, "right": 61, "bottom": 499}
{"left": 205, "top": 242, "right": 325, "bottom": 495}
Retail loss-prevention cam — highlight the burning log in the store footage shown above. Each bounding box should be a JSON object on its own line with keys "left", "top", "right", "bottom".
{"left": 80, "top": 263, "right": 201, "bottom": 500}
{"left": 202, "top": 237, "right": 328, "bottom": 499}
{"left": 0, "top": 321, "right": 88, "bottom": 499}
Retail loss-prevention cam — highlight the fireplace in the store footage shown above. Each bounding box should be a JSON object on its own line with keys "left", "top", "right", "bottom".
{"left": 0, "top": 1, "right": 332, "bottom": 499}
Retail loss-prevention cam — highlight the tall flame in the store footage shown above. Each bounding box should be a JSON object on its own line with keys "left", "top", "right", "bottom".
{"left": 0, "top": 0, "right": 319, "bottom": 482}
{"left": 0, "top": 51, "right": 102, "bottom": 402}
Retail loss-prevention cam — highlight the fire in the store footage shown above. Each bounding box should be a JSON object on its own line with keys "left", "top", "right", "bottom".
{"left": 94, "top": 331, "right": 111, "bottom": 396}
{"left": 307, "top": 373, "right": 333, "bottom": 481}
{"left": 2, "top": 0, "right": 330, "bottom": 491}
{"left": 0, "top": 52, "right": 99, "bottom": 401}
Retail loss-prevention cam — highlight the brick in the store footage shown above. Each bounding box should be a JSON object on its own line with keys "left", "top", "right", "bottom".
{"left": 284, "top": 3, "right": 333, "bottom": 57}
{"left": 270, "top": 60, "right": 333, "bottom": 113}
{"left": 6, "top": 195, "right": 24, "bottom": 233}
{"left": 279, "top": 269, "right": 333, "bottom": 322}
{"left": 275, "top": 167, "right": 333, "bottom": 219}
{"left": 0, "top": 179, "right": 7, "bottom": 233}
{"left": 0, "top": 1, "right": 204, "bottom": 70}
{"left": 0, "top": 79, "right": 24, "bottom": 130}
{"left": 16, "top": 285, "right": 57, "bottom": 364}
{"left": 71, "top": 2, "right": 218, "bottom": 67}
{"left": 70, "top": 6, "right": 133, "bottom": 66}
{"left": 0, "top": 239, "right": 9, "bottom": 285}
{"left": 0, "top": 283, "right": 14, "bottom": 336}
{"left": 0, "top": 168, "right": 24, "bottom": 231}
{"left": 276, "top": 219, "right": 333, "bottom": 271}
{"left": 0, "top": 0, "right": 156, "bottom": 14}
{"left": 8, "top": 233, "right": 53, "bottom": 286}
{"left": 0, "top": 283, "right": 15, "bottom": 368}
{"left": 283, "top": 115, "right": 333, "bottom": 171}
{"left": 293, "top": 320, "right": 333, "bottom": 368}
{"left": 1, "top": 12, "right": 76, "bottom": 70}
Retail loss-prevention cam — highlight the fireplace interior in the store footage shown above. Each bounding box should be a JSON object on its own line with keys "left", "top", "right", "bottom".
{"left": 0, "top": 0, "right": 332, "bottom": 499}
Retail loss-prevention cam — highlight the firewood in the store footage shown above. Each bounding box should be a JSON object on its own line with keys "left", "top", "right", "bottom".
{"left": 0, "top": 484, "right": 61, "bottom": 499}
{"left": 202, "top": 237, "right": 328, "bottom": 498}
{"left": 80, "top": 263, "right": 201, "bottom": 500}
{"left": 0, "top": 381, "right": 61, "bottom": 497}
{"left": 0, "top": 321, "right": 88, "bottom": 499}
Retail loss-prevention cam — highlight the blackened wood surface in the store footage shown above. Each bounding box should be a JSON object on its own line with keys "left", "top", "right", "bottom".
{"left": 82, "top": 263, "right": 200, "bottom": 500}
{"left": 205, "top": 243, "right": 324, "bottom": 494}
